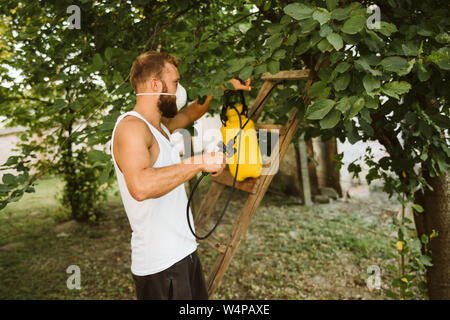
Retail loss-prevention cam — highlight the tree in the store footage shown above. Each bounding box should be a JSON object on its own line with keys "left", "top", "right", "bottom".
{"left": 0, "top": 0, "right": 448, "bottom": 298}
{"left": 0, "top": 0, "right": 251, "bottom": 220}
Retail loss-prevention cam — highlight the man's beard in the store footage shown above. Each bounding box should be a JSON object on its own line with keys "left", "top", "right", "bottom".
{"left": 158, "top": 81, "right": 177, "bottom": 118}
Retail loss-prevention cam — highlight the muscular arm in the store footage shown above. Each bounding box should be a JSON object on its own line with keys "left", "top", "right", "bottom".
{"left": 113, "top": 120, "right": 203, "bottom": 201}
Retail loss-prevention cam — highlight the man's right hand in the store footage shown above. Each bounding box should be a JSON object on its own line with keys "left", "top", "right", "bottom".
{"left": 200, "top": 152, "right": 226, "bottom": 176}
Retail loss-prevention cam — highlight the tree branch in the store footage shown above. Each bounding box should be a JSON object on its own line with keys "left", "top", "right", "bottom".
{"left": 194, "top": 11, "right": 258, "bottom": 49}
{"left": 6, "top": 95, "right": 52, "bottom": 106}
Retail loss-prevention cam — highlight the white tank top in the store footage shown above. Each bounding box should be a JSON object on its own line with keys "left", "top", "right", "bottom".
{"left": 110, "top": 110, "right": 197, "bottom": 276}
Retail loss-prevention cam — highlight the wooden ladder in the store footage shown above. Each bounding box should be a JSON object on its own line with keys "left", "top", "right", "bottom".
{"left": 194, "top": 69, "right": 310, "bottom": 298}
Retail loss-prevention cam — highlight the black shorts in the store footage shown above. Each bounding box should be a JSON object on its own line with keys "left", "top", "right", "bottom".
{"left": 131, "top": 250, "right": 208, "bottom": 300}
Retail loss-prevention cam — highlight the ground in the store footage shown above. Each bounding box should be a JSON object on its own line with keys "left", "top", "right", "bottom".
{"left": 0, "top": 175, "right": 408, "bottom": 300}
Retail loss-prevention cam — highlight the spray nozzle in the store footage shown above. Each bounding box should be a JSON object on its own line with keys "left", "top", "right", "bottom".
{"left": 217, "top": 140, "right": 236, "bottom": 158}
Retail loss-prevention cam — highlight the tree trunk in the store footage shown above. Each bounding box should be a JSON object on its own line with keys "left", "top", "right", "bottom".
{"left": 300, "top": 138, "right": 313, "bottom": 205}
{"left": 413, "top": 169, "right": 450, "bottom": 299}
{"left": 323, "top": 136, "right": 342, "bottom": 197}
{"left": 62, "top": 119, "right": 79, "bottom": 219}
{"left": 305, "top": 138, "right": 320, "bottom": 196}
{"left": 294, "top": 142, "right": 304, "bottom": 201}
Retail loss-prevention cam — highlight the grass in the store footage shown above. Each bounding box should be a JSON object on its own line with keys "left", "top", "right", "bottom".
{"left": 0, "top": 175, "right": 404, "bottom": 299}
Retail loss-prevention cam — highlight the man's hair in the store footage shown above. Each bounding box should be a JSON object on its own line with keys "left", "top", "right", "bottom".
{"left": 129, "top": 51, "right": 180, "bottom": 92}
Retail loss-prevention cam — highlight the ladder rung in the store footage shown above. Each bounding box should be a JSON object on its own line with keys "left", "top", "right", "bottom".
{"left": 261, "top": 69, "right": 310, "bottom": 81}
{"left": 211, "top": 167, "right": 260, "bottom": 194}
{"left": 197, "top": 227, "right": 227, "bottom": 253}
{"left": 255, "top": 123, "right": 286, "bottom": 135}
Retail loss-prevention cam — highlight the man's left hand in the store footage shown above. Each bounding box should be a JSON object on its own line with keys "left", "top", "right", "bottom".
{"left": 220, "top": 78, "right": 252, "bottom": 91}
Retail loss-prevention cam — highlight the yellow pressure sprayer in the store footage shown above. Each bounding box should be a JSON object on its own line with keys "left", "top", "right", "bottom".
{"left": 186, "top": 79, "right": 276, "bottom": 240}
{"left": 220, "top": 98, "right": 263, "bottom": 181}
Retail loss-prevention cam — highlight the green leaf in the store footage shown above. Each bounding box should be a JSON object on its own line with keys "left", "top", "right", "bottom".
{"left": 299, "top": 18, "right": 318, "bottom": 34}
{"left": 113, "top": 71, "right": 123, "bottom": 84}
{"left": 326, "top": 33, "right": 343, "bottom": 50}
{"left": 312, "top": 9, "right": 331, "bottom": 26}
{"left": 317, "top": 38, "right": 333, "bottom": 52}
{"left": 386, "top": 290, "right": 399, "bottom": 300}
{"left": 265, "top": 33, "right": 283, "bottom": 49}
{"left": 435, "top": 32, "right": 450, "bottom": 44}
{"left": 326, "top": 0, "right": 338, "bottom": 11}
{"left": 105, "top": 47, "right": 113, "bottom": 62}
{"left": 365, "top": 97, "right": 379, "bottom": 109}
{"left": 228, "top": 58, "right": 247, "bottom": 73}
{"left": 93, "top": 53, "right": 103, "bottom": 70}
{"left": 239, "top": 65, "right": 253, "bottom": 80}
{"left": 363, "top": 74, "right": 380, "bottom": 93}
{"left": 402, "top": 42, "right": 419, "bottom": 56}
{"left": 212, "top": 87, "right": 224, "bottom": 99}
{"left": 2, "top": 173, "right": 17, "bottom": 186}
{"left": 295, "top": 41, "right": 310, "bottom": 55}
{"left": 283, "top": 3, "right": 313, "bottom": 20}
{"left": 380, "top": 56, "right": 409, "bottom": 74}
{"left": 331, "top": 7, "right": 352, "bottom": 21}
{"left": 335, "top": 61, "right": 351, "bottom": 73}
{"left": 348, "top": 97, "right": 365, "bottom": 118}
{"left": 308, "top": 81, "right": 330, "bottom": 99}
{"left": 417, "top": 25, "right": 434, "bottom": 37}
{"left": 254, "top": 63, "right": 267, "bottom": 76}
{"left": 330, "top": 52, "right": 345, "bottom": 65}
{"left": 88, "top": 150, "right": 110, "bottom": 163}
{"left": 426, "top": 49, "right": 450, "bottom": 70}
{"left": 336, "top": 96, "right": 352, "bottom": 113}
{"left": 0, "top": 184, "right": 14, "bottom": 193}
{"left": 408, "top": 238, "right": 422, "bottom": 252}
{"left": 319, "top": 24, "right": 332, "bottom": 37}
{"left": 382, "top": 81, "right": 412, "bottom": 100}
{"left": 272, "top": 49, "right": 286, "bottom": 60}
{"left": 344, "top": 120, "right": 359, "bottom": 144}
{"left": 268, "top": 60, "right": 280, "bottom": 75}
{"left": 377, "top": 22, "right": 398, "bottom": 37}
{"left": 354, "top": 58, "right": 382, "bottom": 76}
{"left": 359, "top": 116, "right": 373, "bottom": 135}
{"left": 280, "top": 14, "right": 292, "bottom": 25}
{"left": 417, "top": 67, "right": 432, "bottom": 82}
{"left": 341, "top": 15, "right": 367, "bottom": 34}
{"left": 306, "top": 99, "right": 336, "bottom": 120}
{"left": 320, "top": 109, "right": 341, "bottom": 129}
{"left": 419, "top": 255, "right": 433, "bottom": 267}
{"left": 267, "top": 24, "right": 284, "bottom": 35}
{"left": 412, "top": 203, "right": 424, "bottom": 213}
{"left": 3, "top": 156, "right": 19, "bottom": 166}
{"left": 421, "top": 234, "right": 429, "bottom": 245}
{"left": 286, "top": 32, "right": 298, "bottom": 46}
{"left": 333, "top": 73, "right": 351, "bottom": 91}
{"left": 99, "top": 162, "right": 113, "bottom": 184}
{"left": 386, "top": 264, "right": 397, "bottom": 273}
{"left": 398, "top": 58, "right": 415, "bottom": 76}
{"left": 52, "top": 98, "right": 67, "bottom": 110}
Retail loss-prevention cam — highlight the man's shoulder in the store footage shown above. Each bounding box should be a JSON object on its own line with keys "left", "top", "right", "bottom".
{"left": 114, "top": 116, "right": 154, "bottom": 145}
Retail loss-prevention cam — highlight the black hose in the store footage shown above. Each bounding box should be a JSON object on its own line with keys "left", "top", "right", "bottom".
{"left": 187, "top": 106, "right": 242, "bottom": 240}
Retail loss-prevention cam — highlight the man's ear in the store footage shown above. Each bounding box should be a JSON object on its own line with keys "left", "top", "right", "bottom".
{"left": 146, "top": 77, "right": 162, "bottom": 92}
